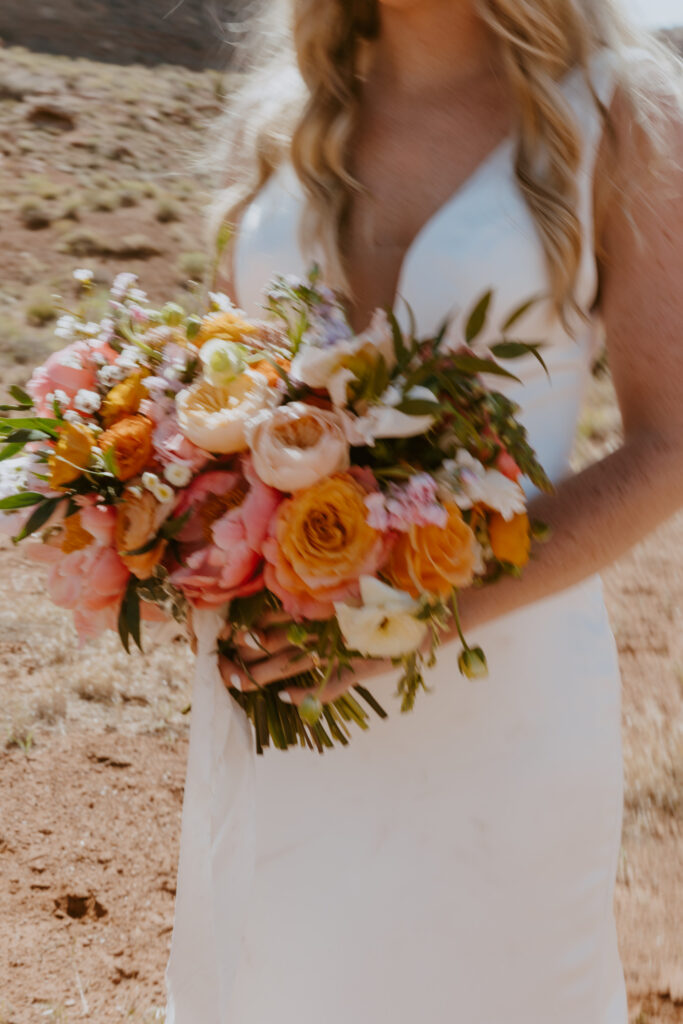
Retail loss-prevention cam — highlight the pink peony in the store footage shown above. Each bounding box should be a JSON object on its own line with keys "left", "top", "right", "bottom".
{"left": 170, "top": 458, "right": 281, "bottom": 608}
{"left": 27, "top": 341, "right": 98, "bottom": 415}
{"left": 26, "top": 505, "right": 130, "bottom": 642}
{"left": 151, "top": 412, "right": 210, "bottom": 473}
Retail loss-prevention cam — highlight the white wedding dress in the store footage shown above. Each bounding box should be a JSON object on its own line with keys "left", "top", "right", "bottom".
{"left": 165, "top": 48, "right": 630, "bottom": 1024}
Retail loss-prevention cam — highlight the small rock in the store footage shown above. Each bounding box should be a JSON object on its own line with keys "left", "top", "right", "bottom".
{"left": 24, "top": 98, "right": 78, "bottom": 131}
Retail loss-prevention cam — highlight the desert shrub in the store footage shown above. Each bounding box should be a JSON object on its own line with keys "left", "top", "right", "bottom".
{"left": 178, "top": 251, "right": 208, "bottom": 281}
{"left": 19, "top": 199, "right": 51, "bottom": 230}
{"left": 156, "top": 198, "right": 182, "bottom": 224}
{"left": 25, "top": 287, "right": 58, "bottom": 326}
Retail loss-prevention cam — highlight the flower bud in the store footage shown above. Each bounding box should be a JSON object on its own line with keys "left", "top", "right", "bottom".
{"left": 458, "top": 646, "right": 488, "bottom": 680}
{"left": 298, "top": 693, "right": 323, "bottom": 726}
{"left": 161, "top": 302, "right": 184, "bottom": 326}
{"left": 530, "top": 518, "right": 552, "bottom": 542}
{"left": 287, "top": 623, "right": 309, "bottom": 648}
{"left": 186, "top": 316, "right": 202, "bottom": 341}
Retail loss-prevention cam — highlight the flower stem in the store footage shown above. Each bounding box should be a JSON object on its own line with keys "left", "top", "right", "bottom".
{"left": 450, "top": 591, "right": 470, "bottom": 651}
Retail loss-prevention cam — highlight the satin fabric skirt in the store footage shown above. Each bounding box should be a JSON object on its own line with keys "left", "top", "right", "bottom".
{"left": 165, "top": 572, "right": 627, "bottom": 1024}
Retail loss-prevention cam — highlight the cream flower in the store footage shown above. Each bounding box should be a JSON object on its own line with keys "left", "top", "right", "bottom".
{"left": 200, "top": 338, "right": 248, "bottom": 388}
{"left": 334, "top": 576, "right": 428, "bottom": 659}
{"left": 176, "top": 370, "right": 280, "bottom": 454}
{"left": 291, "top": 309, "right": 396, "bottom": 404}
{"left": 247, "top": 402, "right": 350, "bottom": 492}
{"left": 439, "top": 449, "right": 526, "bottom": 521}
{"left": 342, "top": 385, "right": 439, "bottom": 446}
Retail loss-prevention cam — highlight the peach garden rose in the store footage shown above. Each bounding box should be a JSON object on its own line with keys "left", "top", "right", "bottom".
{"left": 246, "top": 402, "right": 350, "bottom": 492}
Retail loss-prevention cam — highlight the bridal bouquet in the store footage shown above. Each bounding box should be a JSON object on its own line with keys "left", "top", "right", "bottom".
{"left": 0, "top": 266, "right": 552, "bottom": 752}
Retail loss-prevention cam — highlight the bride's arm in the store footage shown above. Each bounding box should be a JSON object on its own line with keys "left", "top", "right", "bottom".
{"left": 457, "top": 87, "right": 683, "bottom": 636}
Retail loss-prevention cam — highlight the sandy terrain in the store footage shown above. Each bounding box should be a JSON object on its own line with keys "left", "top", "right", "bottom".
{"left": 0, "top": 45, "right": 680, "bottom": 1024}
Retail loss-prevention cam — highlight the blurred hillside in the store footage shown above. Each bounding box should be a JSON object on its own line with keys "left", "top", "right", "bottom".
{"left": 0, "top": 4, "right": 679, "bottom": 69}
{"left": 0, "top": 0, "right": 244, "bottom": 70}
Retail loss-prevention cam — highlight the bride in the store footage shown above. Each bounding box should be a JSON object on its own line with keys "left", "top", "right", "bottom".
{"left": 166, "top": 1, "right": 683, "bottom": 1022}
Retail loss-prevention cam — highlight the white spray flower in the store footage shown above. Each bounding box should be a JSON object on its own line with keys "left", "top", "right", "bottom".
{"left": 163, "top": 462, "right": 193, "bottom": 488}
{"left": 73, "top": 389, "right": 102, "bottom": 414}
{"left": 335, "top": 576, "right": 428, "bottom": 659}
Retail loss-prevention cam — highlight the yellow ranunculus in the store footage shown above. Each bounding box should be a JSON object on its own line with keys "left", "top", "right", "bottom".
{"left": 195, "top": 310, "right": 261, "bottom": 348}
{"left": 49, "top": 422, "right": 95, "bottom": 489}
{"left": 100, "top": 370, "right": 149, "bottom": 427}
{"left": 488, "top": 511, "right": 531, "bottom": 568}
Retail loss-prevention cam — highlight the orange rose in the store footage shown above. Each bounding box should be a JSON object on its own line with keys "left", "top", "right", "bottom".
{"left": 49, "top": 421, "right": 95, "bottom": 489}
{"left": 100, "top": 371, "right": 149, "bottom": 427}
{"left": 60, "top": 512, "right": 95, "bottom": 554}
{"left": 263, "top": 472, "right": 386, "bottom": 620}
{"left": 115, "top": 487, "right": 169, "bottom": 579}
{"left": 387, "top": 502, "right": 477, "bottom": 598}
{"left": 99, "top": 414, "right": 153, "bottom": 482}
{"left": 488, "top": 511, "right": 531, "bottom": 568}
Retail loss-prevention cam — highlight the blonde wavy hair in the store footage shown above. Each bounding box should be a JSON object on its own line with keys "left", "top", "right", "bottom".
{"left": 211, "top": 0, "right": 682, "bottom": 319}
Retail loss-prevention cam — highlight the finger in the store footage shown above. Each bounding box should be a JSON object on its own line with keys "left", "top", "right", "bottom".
{"left": 232, "top": 627, "right": 301, "bottom": 663}
{"left": 248, "top": 650, "right": 318, "bottom": 687}
{"left": 283, "top": 669, "right": 354, "bottom": 706}
{"left": 258, "top": 609, "right": 294, "bottom": 629}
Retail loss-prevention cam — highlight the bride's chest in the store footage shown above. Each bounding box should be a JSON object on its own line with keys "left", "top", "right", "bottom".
{"left": 235, "top": 154, "right": 596, "bottom": 348}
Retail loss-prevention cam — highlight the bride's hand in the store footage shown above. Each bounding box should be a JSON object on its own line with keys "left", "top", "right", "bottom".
{"left": 218, "top": 614, "right": 394, "bottom": 705}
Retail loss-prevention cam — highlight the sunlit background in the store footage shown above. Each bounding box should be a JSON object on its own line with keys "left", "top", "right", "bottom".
{"left": 626, "top": 0, "right": 681, "bottom": 25}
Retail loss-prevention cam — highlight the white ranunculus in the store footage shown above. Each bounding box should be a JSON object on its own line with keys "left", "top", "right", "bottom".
{"left": 291, "top": 309, "right": 396, "bottom": 403}
{"left": 335, "top": 576, "right": 428, "bottom": 659}
{"left": 200, "top": 338, "right": 248, "bottom": 387}
{"left": 440, "top": 449, "right": 526, "bottom": 521}
{"left": 246, "top": 402, "right": 350, "bottom": 492}
{"left": 176, "top": 370, "right": 280, "bottom": 455}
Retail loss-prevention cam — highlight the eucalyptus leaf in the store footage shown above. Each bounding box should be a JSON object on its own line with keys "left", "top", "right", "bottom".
{"left": 396, "top": 399, "right": 443, "bottom": 417}
{"left": 464, "top": 290, "right": 492, "bottom": 344}
{"left": 501, "top": 295, "right": 541, "bottom": 332}
{"left": 489, "top": 340, "right": 549, "bottom": 377}
{"left": 0, "top": 491, "right": 46, "bottom": 510}
{"left": 388, "top": 310, "right": 408, "bottom": 366}
{"left": 449, "top": 354, "right": 521, "bottom": 382}
{"left": 4, "top": 429, "right": 54, "bottom": 445}
{"left": 0, "top": 417, "right": 60, "bottom": 438}
{"left": 9, "top": 385, "right": 32, "bottom": 407}
{"left": 0, "top": 442, "right": 26, "bottom": 462}
{"left": 12, "top": 496, "right": 63, "bottom": 543}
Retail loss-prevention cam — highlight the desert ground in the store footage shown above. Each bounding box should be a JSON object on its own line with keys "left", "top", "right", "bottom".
{"left": 0, "top": 45, "right": 681, "bottom": 1024}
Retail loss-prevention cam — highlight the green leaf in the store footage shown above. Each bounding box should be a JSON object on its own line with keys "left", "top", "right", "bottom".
{"left": 0, "top": 491, "right": 46, "bottom": 510}
{"left": 118, "top": 578, "right": 142, "bottom": 654}
{"left": 395, "top": 398, "right": 443, "bottom": 417}
{"left": 102, "top": 445, "right": 119, "bottom": 478}
{"left": 3, "top": 429, "right": 54, "bottom": 445}
{"left": 9, "top": 385, "right": 33, "bottom": 407}
{"left": 465, "top": 290, "right": 492, "bottom": 344}
{"left": 489, "top": 340, "right": 549, "bottom": 378}
{"left": 501, "top": 295, "right": 541, "bottom": 332}
{"left": 388, "top": 310, "right": 408, "bottom": 366}
{"left": 12, "top": 496, "right": 63, "bottom": 543}
{"left": 161, "top": 508, "right": 191, "bottom": 540}
{"left": 0, "top": 442, "right": 26, "bottom": 462}
{"left": 0, "top": 417, "right": 60, "bottom": 438}
{"left": 449, "top": 354, "right": 521, "bottom": 382}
